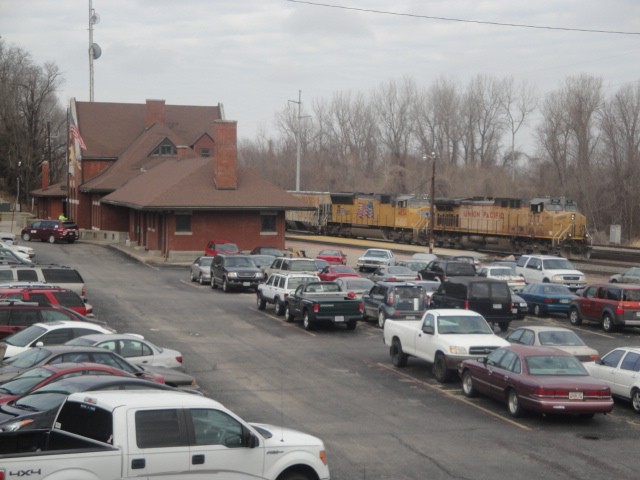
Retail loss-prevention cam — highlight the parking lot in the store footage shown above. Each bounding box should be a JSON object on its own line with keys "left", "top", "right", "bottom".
{"left": 29, "top": 240, "right": 640, "bottom": 479}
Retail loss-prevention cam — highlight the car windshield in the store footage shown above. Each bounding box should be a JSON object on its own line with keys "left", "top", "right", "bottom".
{"left": 490, "top": 268, "right": 513, "bottom": 276}
{"left": 4, "top": 348, "right": 51, "bottom": 368}
{"left": 290, "top": 260, "right": 317, "bottom": 271}
{"left": 307, "top": 283, "right": 341, "bottom": 293}
{"left": 342, "top": 279, "right": 374, "bottom": 291}
{"left": 540, "top": 284, "right": 572, "bottom": 295}
{"left": 525, "top": 355, "right": 588, "bottom": 376}
{"left": 395, "top": 287, "right": 423, "bottom": 300}
{"left": 3, "top": 325, "right": 47, "bottom": 347}
{"left": 320, "top": 250, "right": 340, "bottom": 256}
{"left": 226, "top": 257, "right": 257, "bottom": 268}
{"left": 0, "top": 367, "right": 55, "bottom": 395}
{"left": 446, "top": 263, "right": 476, "bottom": 275}
{"left": 332, "top": 266, "right": 354, "bottom": 273}
{"left": 14, "top": 391, "right": 70, "bottom": 411}
{"left": 387, "top": 267, "right": 412, "bottom": 275}
{"left": 218, "top": 243, "right": 238, "bottom": 253}
{"left": 538, "top": 331, "right": 586, "bottom": 347}
{"left": 437, "top": 315, "right": 493, "bottom": 334}
{"left": 542, "top": 258, "right": 575, "bottom": 270}
{"left": 199, "top": 257, "right": 213, "bottom": 266}
{"left": 403, "top": 261, "right": 428, "bottom": 272}
{"left": 365, "top": 250, "right": 389, "bottom": 258}
{"left": 288, "top": 277, "right": 318, "bottom": 290}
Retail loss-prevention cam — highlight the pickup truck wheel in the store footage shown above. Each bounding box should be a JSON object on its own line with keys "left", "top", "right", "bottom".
{"left": 284, "top": 305, "right": 295, "bottom": 322}
{"left": 346, "top": 320, "right": 357, "bottom": 330}
{"left": 631, "top": 389, "right": 640, "bottom": 413}
{"left": 390, "top": 338, "right": 408, "bottom": 367}
{"left": 277, "top": 471, "right": 313, "bottom": 480}
{"left": 275, "top": 299, "right": 285, "bottom": 316}
{"left": 461, "top": 370, "right": 477, "bottom": 397}
{"left": 507, "top": 389, "right": 523, "bottom": 417}
{"left": 303, "top": 311, "right": 314, "bottom": 331}
{"left": 256, "top": 293, "right": 266, "bottom": 310}
{"left": 377, "top": 311, "right": 386, "bottom": 329}
{"left": 432, "top": 353, "right": 452, "bottom": 383}
{"left": 533, "top": 304, "right": 543, "bottom": 317}
{"left": 602, "top": 313, "right": 616, "bottom": 333}
{"left": 569, "top": 308, "right": 581, "bottom": 325}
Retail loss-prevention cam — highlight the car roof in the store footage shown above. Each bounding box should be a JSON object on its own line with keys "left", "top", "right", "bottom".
{"left": 31, "top": 345, "right": 117, "bottom": 354}
{"left": 511, "top": 326, "right": 573, "bottom": 333}
{"left": 428, "top": 309, "right": 488, "bottom": 317}
{"left": 70, "top": 333, "right": 145, "bottom": 342}
{"left": 505, "top": 344, "right": 574, "bottom": 356}
{"left": 27, "top": 320, "right": 110, "bottom": 331}
{"left": 34, "top": 375, "right": 168, "bottom": 392}
{"left": 24, "top": 361, "right": 129, "bottom": 375}
{"left": 66, "top": 389, "right": 219, "bottom": 410}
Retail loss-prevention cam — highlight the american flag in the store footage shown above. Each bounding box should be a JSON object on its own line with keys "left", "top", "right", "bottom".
{"left": 357, "top": 201, "right": 374, "bottom": 219}
{"left": 68, "top": 112, "right": 87, "bottom": 151}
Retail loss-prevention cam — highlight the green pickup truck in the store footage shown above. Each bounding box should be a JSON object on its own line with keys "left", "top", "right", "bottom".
{"left": 284, "top": 281, "right": 363, "bottom": 331}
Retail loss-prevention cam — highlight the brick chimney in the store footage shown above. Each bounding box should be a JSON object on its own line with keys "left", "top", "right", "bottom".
{"left": 212, "top": 120, "right": 238, "bottom": 190}
{"left": 41, "top": 160, "right": 50, "bottom": 190}
{"left": 145, "top": 99, "right": 166, "bottom": 127}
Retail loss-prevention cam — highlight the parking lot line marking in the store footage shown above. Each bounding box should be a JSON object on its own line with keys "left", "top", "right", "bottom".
{"left": 180, "top": 280, "right": 202, "bottom": 288}
{"left": 376, "top": 362, "right": 531, "bottom": 431}
{"left": 250, "top": 308, "right": 316, "bottom": 336}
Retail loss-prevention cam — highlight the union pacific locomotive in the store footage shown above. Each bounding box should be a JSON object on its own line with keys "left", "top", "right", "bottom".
{"left": 286, "top": 192, "right": 592, "bottom": 258}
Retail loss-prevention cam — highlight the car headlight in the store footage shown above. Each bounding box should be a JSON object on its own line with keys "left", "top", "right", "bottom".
{"left": 551, "top": 275, "right": 564, "bottom": 282}
{"left": 256, "top": 272, "right": 264, "bottom": 279}
{"left": 449, "top": 346, "right": 468, "bottom": 355}
{"left": 227, "top": 272, "right": 238, "bottom": 278}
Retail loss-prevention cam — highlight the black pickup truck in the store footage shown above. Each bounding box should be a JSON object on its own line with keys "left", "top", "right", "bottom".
{"left": 284, "top": 281, "right": 363, "bottom": 331}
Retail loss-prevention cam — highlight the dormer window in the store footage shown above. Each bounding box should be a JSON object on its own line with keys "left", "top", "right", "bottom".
{"left": 200, "top": 148, "right": 211, "bottom": 157}
{"left": 151, "top": 139, "right": 177, "bottom": 156}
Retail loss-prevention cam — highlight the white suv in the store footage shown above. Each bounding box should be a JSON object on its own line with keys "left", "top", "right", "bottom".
{"left": 257, "top": 273, "right": 320, "bottom": 315}
{"left": 515, "top": 255, "right": 586, "bottom": 291}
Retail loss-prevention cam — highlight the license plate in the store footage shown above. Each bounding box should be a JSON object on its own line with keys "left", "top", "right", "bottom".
{"left": 242, "top": 282, "right": 250, "bottom": 287}
{"left": 559, "top": 299, "right": 569, "bottom": 304}
{"left": 511, "top": 308, "right": 518, "bottom": 313}
{"left": 493, "top": 304, "right": 502, "bottom": 309}
{"left": 406, "top": 315, "right": 416, "bottom": 320}
{"left": 334, "top": 316, "right": 345, "bottom": 322}
{"left": 568, "top": 391, "right": 583, "bottom": 400}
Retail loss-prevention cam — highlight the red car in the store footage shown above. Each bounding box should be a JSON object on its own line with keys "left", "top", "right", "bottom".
{"left": 204, "top": 239, "right": 239, "bottom": 257}
{"left": 316, "top": 249, "right": 347, "bottom": 265}
{"left": 0, "top": 362, "right": 133, "bottom": 404}
{"left": 459, "top": 345, "right": 613, "bottom": 418}
{"left": 318, "top": 265, "right": 360, "bottom": 282}
{"left": 0, "top": 286, "right": 92, "bottom": 317}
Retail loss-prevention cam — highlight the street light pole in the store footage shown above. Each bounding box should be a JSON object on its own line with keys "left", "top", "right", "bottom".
{"left": 288, "top": 90, "right": 302, "bottom": 192}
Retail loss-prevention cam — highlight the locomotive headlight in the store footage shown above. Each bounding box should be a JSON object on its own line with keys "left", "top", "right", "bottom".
{"left": 571, "top": 214, "right": 575, "bottom": 220}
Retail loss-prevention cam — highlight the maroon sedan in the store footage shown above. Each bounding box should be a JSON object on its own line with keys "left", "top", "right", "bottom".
{"left": 318, "top": 265, "right": 360, "bottom": 282}
{"left": 316, "top": 249, "right": 347, "bottom": 265}
{"left": 459, "top": 345, "right": 613, "bottom": 418}
{"left": 0, "top": 362, "right": 133, "bottom": 404}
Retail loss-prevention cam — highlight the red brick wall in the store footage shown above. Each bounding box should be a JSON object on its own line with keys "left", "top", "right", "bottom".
{"left": 166, "top": 211, "right": 286, "bottom": 253}
{"left": 100, "top": 202, "right": 129, "bottom": 231}
{"left": 145, "top": 99, "right": 166, "bottom": 127}
{"left": 82, "top": 160, "right": 113, "bottom": 183}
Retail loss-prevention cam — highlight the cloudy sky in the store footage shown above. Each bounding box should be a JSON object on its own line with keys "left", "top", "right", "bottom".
{"left": 1, "top": 0, "right": 638, "bottom": 141}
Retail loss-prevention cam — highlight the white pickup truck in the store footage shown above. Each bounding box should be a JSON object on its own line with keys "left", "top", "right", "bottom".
{"left": 383, "top": 309, "right": 510, "bottom": 383}
{"left": 0, "top": 390, "right": 330, "bottom": 480}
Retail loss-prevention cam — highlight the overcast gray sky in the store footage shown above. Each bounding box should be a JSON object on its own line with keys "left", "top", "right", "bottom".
{"left": 1, "top": 0, "right": 638, "bottom": 141}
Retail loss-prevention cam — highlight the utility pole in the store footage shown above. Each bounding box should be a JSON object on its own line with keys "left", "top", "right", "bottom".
{"left": 424, "top": 152, "right": 436, "bottom": 254}
{"left": 88, "top": 0, "right": 101, "bottom": 102}
{"left": 289, "top": 90, "right": 302, "bottom": 192}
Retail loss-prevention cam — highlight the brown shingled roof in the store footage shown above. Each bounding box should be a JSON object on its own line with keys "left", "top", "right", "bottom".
{"left": 76, "top": 101, "right": 222, "bottom": 159}
{"left": 30, "top": 182, "right": 67, "bottom": 198}
{"left": 101, "top": 157, "right": 309, "bottom": 211}
{"left": 80, "top": 122, "right": 193, "bottom": 193}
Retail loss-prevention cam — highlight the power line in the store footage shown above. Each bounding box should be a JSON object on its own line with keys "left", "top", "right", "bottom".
{"left": 286, "top": 0, "right": 640, "bottom": 36}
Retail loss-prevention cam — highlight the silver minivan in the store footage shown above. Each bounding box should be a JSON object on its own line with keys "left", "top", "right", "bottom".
{"left": 0, "top": 265, "right": 86, "bottom": 300}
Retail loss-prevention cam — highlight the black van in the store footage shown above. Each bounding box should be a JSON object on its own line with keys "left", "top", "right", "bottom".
{"left": 430, "top": 277, "right": 515, "bottom": 331}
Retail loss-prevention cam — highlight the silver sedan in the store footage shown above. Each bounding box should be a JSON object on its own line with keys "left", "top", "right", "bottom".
{"left": 369, "top": 266, "right": 420, "bottom": 283}
{"left": 189, "top": 256, "right": 214, "bottom": 285}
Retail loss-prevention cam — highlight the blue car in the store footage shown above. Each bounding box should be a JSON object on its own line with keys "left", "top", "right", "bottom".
{"left": 519, "top": 283, "right": 577, "bottom": 317}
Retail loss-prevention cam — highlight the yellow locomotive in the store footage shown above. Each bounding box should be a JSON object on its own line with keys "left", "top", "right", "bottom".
{"left": 286, "top": 192, "right": 591, "bottom": 258}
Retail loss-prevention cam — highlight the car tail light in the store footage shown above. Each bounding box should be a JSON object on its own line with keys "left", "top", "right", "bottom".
{"left": 388, "top": 291, "right": 395, "bottom": 305}
{"left": 284, "top": 293, "right": 289, "bottom": 300}
{"left": 388, "top": 277, "right": 397, "bottom": 281}
{"left": 358, "top": 302, "right": 363, "bottom": 313}
{"left": 82, "top": 286, "right": 87, "bottom": 298}
{"left": 615, "top": 304, "right": 624, "bottom": 315}
{"left": 347, "top": 291, "right": 356, "bottom": 299}
{"left": 176, "top": 356, "right": 183, "bottom": 363}
{"left": 583, "top": 389, "right": 610, "bottom": 398}
{"left": 314, "top": 304, "right": 320, "bottom": 313}
{"left": 0, "top": 469, "right": 4, "bottom": 480}
{"left": 533, "top": 387, "right": 557, "bottom": 397}
{"left": 463, "top": 300, "right": 469, "bottom": 310}
{"left": 544, "top": 298, "right": 553, "bottom": 303}
{"left": 587, "top": 354, "right": 600, "bottom": 362}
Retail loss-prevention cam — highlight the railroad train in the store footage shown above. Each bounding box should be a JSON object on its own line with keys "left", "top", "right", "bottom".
{"left": 285, "top": 191, "right": 592, "bottom": 258}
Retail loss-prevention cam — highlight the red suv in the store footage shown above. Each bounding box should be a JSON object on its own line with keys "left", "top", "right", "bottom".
{"left": 21, "top": 220, "right": 78, "bottom": 244}
{"left": 0, "top": 301, "right": 89, "bottom": 339}
{"left": 569, "top": 283, "right": 640, "bottom": 332}
{"left": 0, "top": 286, "right": 92, "bottom": 317}
{"left": 204, "top": 240, "right": 239, "bottom": 257}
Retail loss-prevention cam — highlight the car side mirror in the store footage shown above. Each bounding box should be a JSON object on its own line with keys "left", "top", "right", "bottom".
{"left": 479, "top": 357, "right": 488, "bottom": 365}
{"left": 422, "top": 325, "right": 434, "bottom": 334}
{"left": 35, "top": 341, "right": 44, "bottom": 347}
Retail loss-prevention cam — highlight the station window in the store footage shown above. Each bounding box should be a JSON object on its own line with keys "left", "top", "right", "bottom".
{"left": 261, "top": 212, "right": 277, "bottom": 234}
{"left": 175, "top": 214, "right": 192, "bottom": 233}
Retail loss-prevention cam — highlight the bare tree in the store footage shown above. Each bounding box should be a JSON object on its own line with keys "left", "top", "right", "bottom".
{"left": 499, "top": 77, "right": 537, "bottom": 172}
